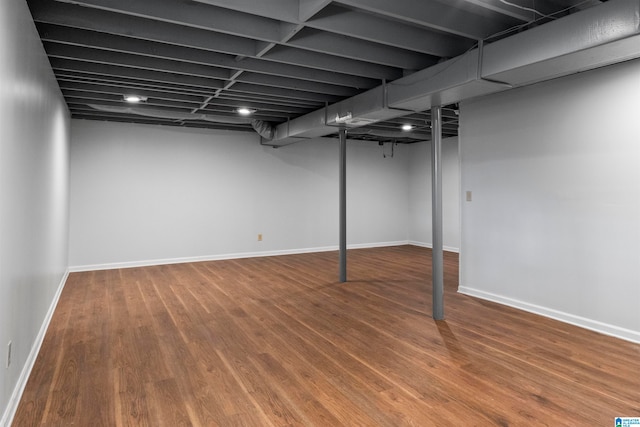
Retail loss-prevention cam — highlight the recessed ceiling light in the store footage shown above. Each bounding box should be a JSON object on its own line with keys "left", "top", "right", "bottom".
{"left": 236, "top": 107, "right": 257, "bottom": 116}
{"left": 124, "top": 95, "right": 147, "bottom": 103}
{"left": 401, "top": 124, "right": 413, "bottom": 131}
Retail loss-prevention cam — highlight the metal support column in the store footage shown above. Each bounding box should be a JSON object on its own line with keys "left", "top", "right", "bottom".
{"left": 431, "top": 106, "right": 444, "bottom": 320}
{"left": 339, "top": 127, "right": 347, "bottom": 283}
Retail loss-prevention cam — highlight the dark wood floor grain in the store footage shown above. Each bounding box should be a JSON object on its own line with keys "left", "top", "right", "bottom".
{"left": 13, "top": 246, "right": 640, "bottom": 426}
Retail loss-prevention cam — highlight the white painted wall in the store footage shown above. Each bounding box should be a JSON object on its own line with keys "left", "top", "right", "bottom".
{"left": 69, "top": 120, "right": 410, "bottom": 269}
{"left": 459, "top": 59, "right": 640, "bottom": 343}
{"left": 408, "top": 138, "right": 460, "bottom": 251}
{"left": 0, "top": 0, "right": 70, "bottom": 424}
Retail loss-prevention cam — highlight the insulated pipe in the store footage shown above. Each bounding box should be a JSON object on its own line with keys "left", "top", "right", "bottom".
{"left": 431, "top": 106, "right": 444, "bottom": 320}
{"left": 339, "top": 127, "right": 347, "bottom": 283}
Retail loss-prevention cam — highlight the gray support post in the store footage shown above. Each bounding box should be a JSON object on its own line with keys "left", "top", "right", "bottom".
{"left": 339, "top": 127, "right": 347, "bottom": 283}
{"left": 431, "top": 106, "right": 444, "bottom": 320}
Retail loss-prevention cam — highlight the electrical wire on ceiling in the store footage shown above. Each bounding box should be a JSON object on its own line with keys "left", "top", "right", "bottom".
{"left": 487, "top": 0, "right": 598, "bottom": 41}
{"left": 498, "top": 0, "right": 557, "bottom": 20}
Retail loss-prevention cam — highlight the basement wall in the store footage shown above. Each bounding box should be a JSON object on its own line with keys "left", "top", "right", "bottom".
{"left": 69, "top": 121, "right": 411, "bottom": 270}
{"left": 459, "top": 58, "right": 640, "bottom": 343}
{"left": 0, "top": 0, "right": 71, "bottom": 423}
{"left": 408, "top": 137, "right": 460, "bottom": 252}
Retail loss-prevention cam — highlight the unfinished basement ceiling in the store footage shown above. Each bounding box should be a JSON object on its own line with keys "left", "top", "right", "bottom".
{"left": 27, "top": 0, "right": 605, "bottom": 143}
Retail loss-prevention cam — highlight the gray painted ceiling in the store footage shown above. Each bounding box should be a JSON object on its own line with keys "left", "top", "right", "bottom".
{"left": 27, "top": 0, "right": 604, "bottom": 143}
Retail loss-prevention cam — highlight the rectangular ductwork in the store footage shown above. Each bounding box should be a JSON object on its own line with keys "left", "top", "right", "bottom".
{"left": 481, "top": 0, "right": 640, "bottom": 86}
{"left": 269, "top": 84, "right": 413, "bottom": 146}
{"left": 324, "top": 84, "right": 406, "bottom": 128}
{"left": 267, "top": 0, "right": 640, "bottom": 146}
{"left": 385, "top": 49, "right": 511, "bottom": 112}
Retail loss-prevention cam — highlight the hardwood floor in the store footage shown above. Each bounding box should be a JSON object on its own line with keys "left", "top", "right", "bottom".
{"left": 13, "top": 246, "right": 640, "bottom": 426}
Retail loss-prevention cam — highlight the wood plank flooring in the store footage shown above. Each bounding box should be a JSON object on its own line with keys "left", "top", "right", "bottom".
{"left": 13, "top": 246, "right": 640, "bottom": 426}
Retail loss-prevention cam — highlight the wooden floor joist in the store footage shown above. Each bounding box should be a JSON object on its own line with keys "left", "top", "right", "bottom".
{"left": 13, "top": 246, "right": 640, "bottom": 426}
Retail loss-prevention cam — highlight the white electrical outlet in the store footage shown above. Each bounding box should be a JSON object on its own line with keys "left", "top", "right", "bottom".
{"left": 7, "top": 341, "right": 11, "bottom": 368}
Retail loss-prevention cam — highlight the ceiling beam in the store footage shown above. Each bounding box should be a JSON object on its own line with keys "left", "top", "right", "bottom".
{"left": 216, "top": 92, "right": 322, "bottom": 109}
{"left": 43, "top": 34, "right": 361, "bottom": 97}
{"left": 58, "top": 81, "right": 207, "bottom": 104}
{"left": 236, "top": 73, "right": 360, "bottom": 97}
{"left": 192, "top": 0, "right": 299, "bottom": 22}
{"left": 333, "top": 0, "right": 516, "bottom": 40}
{"left": 44, "top": 0, "right": 411, "bottom": 79}
{"left": 50, "top": 58, "right": 224, "bottom": 92}
{"left": 60, "top": 76, "right": 213, "bottom": 99}
{"left": 72, "top": 112, "right": 184, "bottom": 125}
{"left": 298, "top": 0, "right": 332, "bottom": 21}
{"left": 54, "top": 0, "right": 283, "bottom": 42}
{"left": 306, "top": 5, "right": 473, "bottom": 57}
{"left": 44, "top": 42, "right": 234, "bottom": 82}
{"left": 62, "top": 78, "right": 207, "bottom": 99}
{"left": 287, "top": 28, "right": 437, "bottom": 70}
{"left": 197, "top": 100, "right": 310, "bottom": 116}
{"left": 452, "top": 0, "right": 539, "bottom": 21}
{"left": 261, "top": 45, "right": 402, "bottom": 80}
{"left": 35, "top": 17, "right": 383, "bottom": 86}
{"left": 62, "top": 91, "right": 201, "bottom": 110}
{"left": 225, "top": 82, "right": 342, "bottom": 103}
{"left": 34, "top": 1, "right": 257, "bottom": 56}
{"left": 64, "top": 91, "right": 308, "bottom": 118}
{"left": 70, "top": 110, "right": 257, "bottom": 131}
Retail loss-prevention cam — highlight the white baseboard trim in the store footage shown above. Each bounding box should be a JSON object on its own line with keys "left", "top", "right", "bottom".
{"left": 458, "top": 286, "right": 640, "bottom": 345}
{"left": 1, "top": 269, "right": 70, "bottom": 427}
{"left": 348, "top": 240, "right": 410, "bottom": 250}
{"left": 408, "top": 240, "right": 460, "bottom": 253}
{"left": 68, "top": 241, "right": 411, "bottom": 272}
